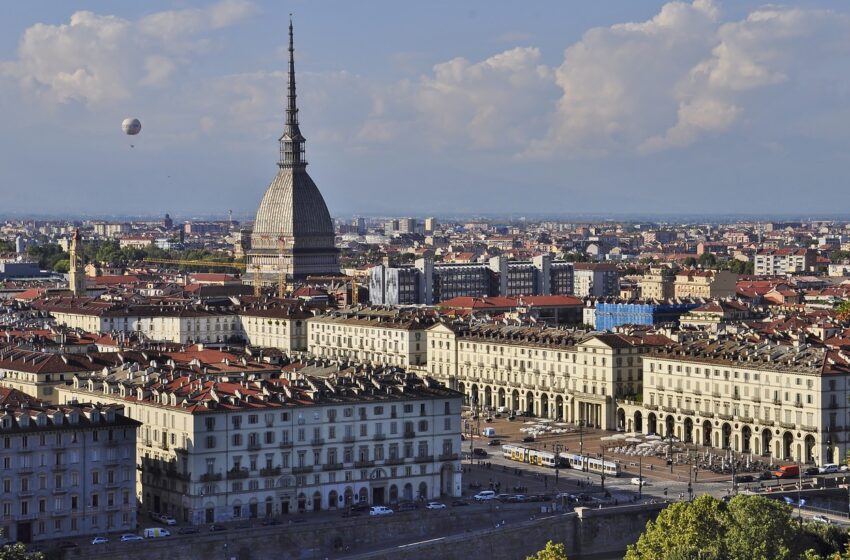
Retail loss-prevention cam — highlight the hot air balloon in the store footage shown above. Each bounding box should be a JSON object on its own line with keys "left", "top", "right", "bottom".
{"left": 121, "top": 118, "right": 141, "bottom": 136}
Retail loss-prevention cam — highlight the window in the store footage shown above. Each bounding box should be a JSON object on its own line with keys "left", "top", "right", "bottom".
{"left": 205, "top": 417, "right": 216, "bottom": 431}
{"left": 205, "top": 436, "right": 216, "bottom": 449}
{"left": 232, "top": 416, "right": 242, "bottom": 429}
{"left": 248, "top": 414, "right": 258, "bottom": 425}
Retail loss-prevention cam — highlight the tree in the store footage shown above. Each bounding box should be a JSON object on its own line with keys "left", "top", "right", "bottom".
{"left": 53, "top": 259, "right": 69, "bottom": 274}
{"left": 626, "top": 495, "right": 845, "bottom": 560}
{"left": 527, "top": 541, "right": 569, "bottom": 560}
{"left": 836, "top": 301, "right": 850, "bottom": 322}
{"left": 683, "top": 257, "right": 698, "bottom": 267}
{"left": 697, "top": 252, "right": 717, "bottom": 267}
{"left": 0, "top": 542, "right": 43, "bottom": 560}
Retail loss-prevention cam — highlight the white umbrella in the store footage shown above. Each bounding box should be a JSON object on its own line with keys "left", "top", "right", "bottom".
{"left": 646, "top": 435, "right": 662, "bottom": 441}
{"left": 524, "top": 421, "right": 535, "bottom": 425}
{"left": 626, "top": 437, "right": 642, "bottom": 443}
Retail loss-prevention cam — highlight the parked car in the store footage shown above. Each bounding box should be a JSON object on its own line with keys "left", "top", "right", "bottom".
{"left": 426, "top": 502, "right": 446, "bottom": 510}
{"left": 144, "top": 528, "right": 171, "bottom": 538}
{"left": 474, "top": 491, "right": 496, "bottom": 502}
{"left": 630, "top": 477, "right": 646, "bottom": 486}
{"left": 812, "top": 515, "right": 831, "bottom": 524}
{"left": 120, "top": 534, "right": 144, "bottom": 542}
{"left": 488, "top": 439, "right": 501, "bottom": 446}
{"left": 497, "top": 406, "right": 509, "bottom": 413}
{"left": 472, "top": 448, "right": 489, "bottom": 458}
{"left": 522, "top": 436, "right": 535, "bottom": 443}
{"left": 369, "top": 506, "right": 393, "bottom": 516}
{"left": 398, "top": 502, "right": 417, "bottom": 512}
{"left": 733, "top": 475, "right": 754, "bottom": 483}
{"left": 819, "top": 464, "right": 839, "bottom": 474}
{"left": 350, "top": 503, "right": 370, "bottom": 513}
{"left": 208, "top": 524, "right": 227, "bottom": 532}
{"left": 758, "top": 471, "right": 774, "bottom": 480}
{"left": 91, "top": 537, "right": 109, "bottom": 545}
{"left": 804, "top": 467, "right": 819, "bottom": 476}
{"left": 159, "top": 514, "right": 177, "bottom": 526}
{"left": 178, "top": 526, "right": 200, "bottom": 534}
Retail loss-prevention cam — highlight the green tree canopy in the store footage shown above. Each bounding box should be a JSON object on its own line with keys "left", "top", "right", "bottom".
{"left": 626, "top": 495, "right": 846, "bottom": 560}
{"left": 527, "top": 541, "right": 569, "bottom": 560}
{"left": 0, "top": 542, "right": 43, "bottom": 560}
{"left": 52, "top": 259, "right": 69, "bottom": 274}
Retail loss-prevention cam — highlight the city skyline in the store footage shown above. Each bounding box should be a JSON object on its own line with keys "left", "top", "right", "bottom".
{"left": 3, "top": 0, "right": 850, "bottom": 217}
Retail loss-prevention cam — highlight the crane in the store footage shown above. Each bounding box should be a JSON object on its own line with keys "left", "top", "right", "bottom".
{"left": 143, "top": 258, "right": 262, "bottom": 297}
{"left": 306, "top": 275, "right": 363, "bottom": 305}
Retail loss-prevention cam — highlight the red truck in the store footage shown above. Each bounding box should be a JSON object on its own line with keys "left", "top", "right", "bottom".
{"left": 773, "top": 464, "right": 800, "bottom": 479}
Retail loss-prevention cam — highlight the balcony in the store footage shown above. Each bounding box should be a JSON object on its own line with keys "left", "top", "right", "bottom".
{"left": 718, "top": 413, "right": 733, "bottom": 421}
{"left": 793, "top": 401, "right": 803, "bottom": 409}
{"left": 700, "top": 412, "right": 714, "bottom": 419}
{"left": 644, "top": 404, "right": 659, "bottom": 411}
{"left": 247, "top": 442, "right": 262, "bottom": 451}
{"left": 655, "top": 385, "right": 665, "bottom": 391}
{"left": 752, "top": 396, "right": 761, "bottom": 403}
{"left": 680, "top": 409, "right": 695, "bottom": 416}
{"left": 711, "top": 392, "right": 721, "bottom": 399}
{"left": 354, "top": 460, "right": 375, "bottom": 468}
{"left": 342, "top": 435, "right": 356, "bottom": 443}
{"left": 662, "top": 406, "right": 676, "bottom": 413}
{"left": 415, "top": 455, "right": 434, "bottom": 464}
{"left": 674, "top": 387, "right": 683, "bottom": 394}
{"left": 693, "top": 389, "right": 702, "bottom": 396}
{"left": 292, "top": 466, "right": 313, "bottom": 475}
{"left": 18, "top": 490, "right": 33, "bottom": 498}
{"left": 384, "top": 457, "right": 404, "bottom": 465}
{"left": 403, "top": 431, "right": 416, "bottom": 439}
{"left": 438, "top": 453, "right": 459, "bottom": 461}
{"left": 761, "top": 420, "right": 775, "bottom": 427}
{"left": 801, "top": 425, "right": 818, "bottom": 433}
{"left": 321, "top": 463, "right": 343, "bottom": 472}
{"left": 737, "top": 416, "right": 754, "bottom": 424}
{"left": 731, "top": 394, "right": 740, "bottom": 401}
{"left": 199, "top": 472, "right": 222, "bottom": 483}
{"left": 779, "top": 422, "right": 796, "bottom": 430}
{"left": 772, "top": 399, "right": 782, "bottom": 406}
{"left": 260, "top": 467, "right": 282, "bottom": 477}
{"left": 226, "top": 468, "right": 249, "bottom": 480}
{"left": 279, "top": 441, "right": 293, "bottom": 449}
{"left": 373, "top": 434, "right": 386, "bottom": 441}
{"left": 19, "top": 466, "right": 34, "bottom": 475}
{"left": 310, "top": 438, "right": 325, "bottom": 447}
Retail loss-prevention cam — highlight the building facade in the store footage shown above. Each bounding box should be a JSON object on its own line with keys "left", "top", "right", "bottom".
{"left": 0, "top": 403, "right": 139, "bottom": 544}
{"left": 58, "top": 368, "right": 462, "bottom": 525}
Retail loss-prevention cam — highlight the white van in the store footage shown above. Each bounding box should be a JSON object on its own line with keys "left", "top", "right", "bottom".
{"left": 474, "top": 490, "right": 496, "bottom": 501}
{"left": 482, "top": 427, "right": 496, "bottom": 438}
{"left": 144, "top": 527, "right": 171, "bottom": 538}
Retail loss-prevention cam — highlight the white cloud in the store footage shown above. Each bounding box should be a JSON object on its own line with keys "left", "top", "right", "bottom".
{"left": 2, "top": 1, "right": 256, "bottom": 106}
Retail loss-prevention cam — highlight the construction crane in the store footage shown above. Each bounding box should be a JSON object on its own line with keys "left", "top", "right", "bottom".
{"left": 143, "top": 258, "right": 262, "bottom": 297}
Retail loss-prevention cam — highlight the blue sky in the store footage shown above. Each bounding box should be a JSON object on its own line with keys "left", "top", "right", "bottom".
{"left": 1, "top": 0, "right": 850, "bottom": 219}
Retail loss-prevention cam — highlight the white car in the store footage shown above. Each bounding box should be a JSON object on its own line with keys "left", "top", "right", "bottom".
{"left": 426, "top": 502, "right": 447, "bottom": 510}
{"left": 812, "top": 515, "right": 831, "bottom": 524}
{"left": 473, "top": 491, "right": 496, "bottom": 501}
{"left": 120, "top": 534, "right": 144, "bottom": 542}
{"left": 630, "top": 477, "right": 646, "bottom": 486}
{"left": 819, "top": 464, "right": 839, "bottom": 474}
{"left": 369, "top": 506, "right": 393, "bottom": 516}
{"left": 159, "top": 514, "right": 177, "bottom": 526}
{"left": 91, "top": 537, "right": 109, "bottom": 545}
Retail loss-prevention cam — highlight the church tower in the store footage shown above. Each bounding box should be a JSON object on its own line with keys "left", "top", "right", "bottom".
{"left": 68, "top": 229, "right": 86, "bottom": 296}
{"left": 248, "top": 19, "right": 340, "bottom": 285}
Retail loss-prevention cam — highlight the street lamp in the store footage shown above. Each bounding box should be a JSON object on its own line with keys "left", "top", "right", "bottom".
{"left": 638, "top": 456, "right": 643, "bottom": 500}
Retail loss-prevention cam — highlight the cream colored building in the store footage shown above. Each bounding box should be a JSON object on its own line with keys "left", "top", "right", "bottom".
{"left": 57, "top": 366, "right": 462, "bottom": 524}
{"left": 238, "top": 306, "right": 310, "bottom": 352}
{"left": 625, "top": 335, "right": 850, "bottom": 465}
{"left": 428, "top": 323, "right": 665, "bottom": 430}
{"left": 307, "top": 308, "right": 435, "bottom": 368}
{"left": 639, "top": 266, "right": 677, "bottom": 300}
{"left": 673, "top": 270, "right": 737, "bottom": 299}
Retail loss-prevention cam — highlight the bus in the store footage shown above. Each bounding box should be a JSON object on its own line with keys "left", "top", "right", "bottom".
{"left": 562, "top": 452, "right": 621, "bottom": 477}
{"left": 501, "top": 444, "right": 567, "bottom": 468}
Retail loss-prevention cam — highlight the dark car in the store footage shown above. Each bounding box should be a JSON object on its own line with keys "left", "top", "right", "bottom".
{"left": 351, "top": 503, "right": 370, "bottom": 513}
{"left": 472, "top": 448, "right": 489, "bottom": 458}
{"left": 734, "top": 475, "right": 754, "bottom": 484}
{"left": 522, "top": 436, "right": 535, "bottom": 443}
{"left": 178, "top": 526, "right": 200, "bottom": 534}
{"left": 209, "top": 524, "right": 227, "bottom": 532}
{"left": 804, "top": 466, "right": 819, "bottom": 476}
{"left": 758, "top": 471, "right": 774, "bottom": 481}
{"left": 487, "top": 439, "right": 501, "bottom": 446}
{"left": 451, "top": 499, "right": 469, "bottom": 507}
{"left": 398, "top": 502, "right": 417, "bottom": 512}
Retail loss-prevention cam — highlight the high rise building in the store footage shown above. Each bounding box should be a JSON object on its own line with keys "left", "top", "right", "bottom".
{"left": 248, "top": 21, "right": 339, "bottom": 283}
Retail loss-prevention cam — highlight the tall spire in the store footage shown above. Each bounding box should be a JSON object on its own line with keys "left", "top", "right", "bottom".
{"left": 279, "top": 16, "right": 307, "bottom": 169}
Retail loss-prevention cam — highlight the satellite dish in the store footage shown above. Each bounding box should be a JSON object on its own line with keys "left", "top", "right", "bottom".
{"left": 121, "top": 118, "right": 142, "bottom": 136}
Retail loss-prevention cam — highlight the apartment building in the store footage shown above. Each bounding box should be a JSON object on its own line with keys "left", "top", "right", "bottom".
{"left": 754, "top": 248, "right": 816, "bottom": 276}
{"left": 57, "top": 367, "right": 462, "bottom": 525}
{"left": 673, "top": 270, "right": 737, "bottom": 299}
{"left": 631, "top": 335, "right": 850, "bottom": 465}
{"left": 238, "top": 303, "right": 311, "bottom": 352}
{"left": 573, "top": 263, "right": 619, "bottom": 297}
{"left": 307, "top": 308, "right": 436, "bottom": 368}
{"left": 639, "top": 266, "right": 677, "bottom": 300}
{"left": 34, "top": 298, "right": 243, "bottom": 345}
{"left": 428, "top": 323, "right": 666, "bottom": 430}
{"left": 0, "top": 403, "right": 139, "bottom": 544}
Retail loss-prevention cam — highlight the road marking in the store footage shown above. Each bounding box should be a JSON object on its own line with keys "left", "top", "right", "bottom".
{"left": 398, "top": 537, "right": 445, "bottom": 548}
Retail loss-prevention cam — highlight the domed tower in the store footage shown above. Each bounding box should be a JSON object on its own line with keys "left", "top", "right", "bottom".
{"left": 248, "top": 19, "right": 339, "bottom": 284}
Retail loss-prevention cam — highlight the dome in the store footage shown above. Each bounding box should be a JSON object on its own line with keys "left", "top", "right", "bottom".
{"left": 251, "top": 167, "right": 335, "bottom": 251}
